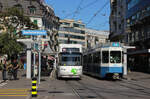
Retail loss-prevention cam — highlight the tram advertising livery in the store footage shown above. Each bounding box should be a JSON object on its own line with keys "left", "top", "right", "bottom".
{"left": 56, "top": 44, "right": 83, "bottom": 79}
{"left": 83, "top": 42, "right": 123, "bottom": 79}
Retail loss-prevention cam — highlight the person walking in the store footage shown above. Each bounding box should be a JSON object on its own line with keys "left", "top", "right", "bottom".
{"left": 2, "top": 59, "right": 7, "bottom": 81}
{"left": 12, "top": 59, "right": 19, "bottom": 80}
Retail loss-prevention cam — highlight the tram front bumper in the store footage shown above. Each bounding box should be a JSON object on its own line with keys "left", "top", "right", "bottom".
{"left": 59, "top": 75, "right": 81, "bottom": 78}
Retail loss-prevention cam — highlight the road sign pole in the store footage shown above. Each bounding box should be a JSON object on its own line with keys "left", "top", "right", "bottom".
{"left": 27, "top": 44, "right": 32, "bottom": 79}
{"left": 38, "top": 50, "right": 41, "bottom": 85}
{"left": 123, "top": 49, "right": 127, "bottom": 75}
{"left": 38, "top": 39, "right": 41, "bottom": 85}
{"left": 33, "top": 43, "right": 36, "bottom": 77}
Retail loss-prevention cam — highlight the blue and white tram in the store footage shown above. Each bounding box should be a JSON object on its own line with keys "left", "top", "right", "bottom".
{"left": 56, "top": 44, "right": 83, "bottom": 79}
{"left": 83, "top": 42, "right": 123, "bottom": 79}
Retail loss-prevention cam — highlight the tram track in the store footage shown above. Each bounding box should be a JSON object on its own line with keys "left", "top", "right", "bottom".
{"left": 122, "top": 80, "right": 150, "bottom": 90}
{"left": 65, "top": 80, "right": 84, "bottom": 99}
{"left": 65, "top": 80, "right": 107, "bottom": 99}
{"left": 79, "top": 75, "right": 150, "bottom": 98}
{"left": 116, "top": 80, "right": 150, "bottom": 95}
{"left": 81, "top": 80, "right": 150, "bottom": 98}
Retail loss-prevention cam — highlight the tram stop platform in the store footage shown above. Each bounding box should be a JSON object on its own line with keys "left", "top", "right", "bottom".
{"left": 123, "top": 71, "right": 150, "bottom": 81}
{"left": 0, "top": 69, "right": 31, "bottom": 99}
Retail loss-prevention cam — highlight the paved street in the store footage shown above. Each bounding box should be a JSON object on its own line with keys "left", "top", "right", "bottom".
{"left": 36, "top": 71, "right": 150, "bottom": 99}
{"left": 0, "top": 70, "right": 31, "bottom": 99}
{"left": 0, "top": 70, "right": 150, "bottom": 99}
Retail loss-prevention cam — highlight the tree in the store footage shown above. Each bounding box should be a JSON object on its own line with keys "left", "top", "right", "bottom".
{"left": 0, "top": 7, "right": 38, "bottom": 58}
{"left": 0, "top": 7, "right": 38, "bottom": 37}
{"left": 0, "top": 33, "right": 23, "bottom": 58}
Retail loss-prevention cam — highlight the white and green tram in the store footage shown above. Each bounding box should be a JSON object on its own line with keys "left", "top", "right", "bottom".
{"left": 56, "top": 44, "right": 83, "bottom": 79}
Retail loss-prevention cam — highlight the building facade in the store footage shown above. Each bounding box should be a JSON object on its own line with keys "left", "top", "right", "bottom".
{"left": 126, "top": 0, "right": 150, "bottom": 72}
{"left": 109, "top": 0, "right": 126, "bottom": 42}
{"left": 85, "top": 28, "right": 109, "bottom": 49}
{"left": 0, "top": 0, "right": 59, "bottom": 53}
{"left": 58, "top": 19, "right": 86, "bottom": 48}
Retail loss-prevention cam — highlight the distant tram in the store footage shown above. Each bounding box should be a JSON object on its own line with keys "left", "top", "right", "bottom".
{"left": 83, "top": 42, "right": 123, "bottom": 79}
{"left": 56, "top": 44, "right": 83, "bottom": 79}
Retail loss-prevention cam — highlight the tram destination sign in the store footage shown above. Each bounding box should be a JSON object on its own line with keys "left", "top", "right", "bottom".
{"left": 112, "top": 42, "right": 120, "bottom": 47}
{"left": 22, "top": 30, "right": 47, "bottom": 36}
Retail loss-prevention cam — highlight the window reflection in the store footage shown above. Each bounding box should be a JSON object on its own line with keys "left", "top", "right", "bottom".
{"left": 110, "top": 51, "right": 121, "bottom": 63}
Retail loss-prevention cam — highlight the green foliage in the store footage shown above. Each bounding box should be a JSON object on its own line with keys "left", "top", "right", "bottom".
{"left": 0, "top": 6, "right": 39, "bottom": 57}
{"left": 0, "top": 33, "right": 23, "bottom": 57}
{"left": 0, "top": 7, "right": 38, "bottom": 37}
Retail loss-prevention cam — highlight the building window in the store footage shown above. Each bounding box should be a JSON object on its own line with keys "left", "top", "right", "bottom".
{"left": 58, "top": 33, "right": 85, "bottom": 40}
{"left": 28, "top": 6, "right": 36, "bottom": 14}
{"left": 128, "top": 0, "right": 140, "bottom": 10}
{"left": 147, "top": 6, "right": 150, "bottom": 11}
{"left": 119, "top": 24, "right": 121, "bottom": 29}
{"left": 73, "top": 23, "right": 79, "bottom": 27}
{"left": 73, "top": 23, "right": 84, "bottom": 28}
{"left": 81, "top": 30, "right": 85, "bottom": 34}
{"left": 33, "top": 20, "right": 38, "bottom": 25}
{"left": 137, "top": 12, "right": 140, "bottom": 19}
{"left": 61, "top": 22, "right": 70, "bottom": 26}
{"left": 131, "top": 15, "right": 136, "bottom": 20}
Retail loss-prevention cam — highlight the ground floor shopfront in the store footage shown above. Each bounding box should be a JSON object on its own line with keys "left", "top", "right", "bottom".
{"left": 128, "top": 49, "right": 150, "bottom": 73}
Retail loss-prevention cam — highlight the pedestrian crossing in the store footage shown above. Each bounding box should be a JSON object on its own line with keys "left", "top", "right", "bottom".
{"left": 0, "top": 82, "right": 7, "bottom": 87}
{"left": 0, "top": 88, "right": 30, "bottom": 96}
{"left": 0, "top": 80, "right": 7, "bottom": 87}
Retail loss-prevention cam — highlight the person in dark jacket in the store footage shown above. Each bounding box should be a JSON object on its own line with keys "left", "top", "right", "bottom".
{"left": 12, "top": 59, "right": 19, "bottom": 80}
{"left": 2, "top": 59, "right": 7, "bottom": 81}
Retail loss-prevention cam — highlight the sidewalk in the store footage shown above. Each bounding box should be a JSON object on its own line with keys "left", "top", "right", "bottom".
{"left": 123, "top": 71, "right": 150, "bottom": 80}
{"left": 1, "top": 69, "right": 31, "bottom": 88}
{"left": 0, "top": 69, "right": 32, "bottom": 99}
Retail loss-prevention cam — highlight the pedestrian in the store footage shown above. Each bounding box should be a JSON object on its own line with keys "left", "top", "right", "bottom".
{"left": 12, "top": 59, "right": 19, "bottom": 80}
{"left": 2, "top": 59, "right": 7, "bottom": 81}
{"left": 7, "top": 63, "right": 13, "bottom": 80}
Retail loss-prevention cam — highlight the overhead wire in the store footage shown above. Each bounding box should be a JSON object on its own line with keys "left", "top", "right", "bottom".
{"left": 86, "top": 0, "right": 109, "bottom": 25}
{"left": 64, "top": 0, "right": 99, "bottom": 18}
{"left": 72, "top": 0, "right": 84, "bottom": 19}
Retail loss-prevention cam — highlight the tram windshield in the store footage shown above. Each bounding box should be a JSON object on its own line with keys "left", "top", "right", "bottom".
{"left": 110, "top": 51, "right": 121, "bottom": 63}
{"left": 59, "top": 53, "right": 82, "bottom": 66}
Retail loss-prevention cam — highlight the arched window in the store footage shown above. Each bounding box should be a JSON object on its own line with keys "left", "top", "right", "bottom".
{"left": 28, "top": 6, "right": 36, "bottom": 14}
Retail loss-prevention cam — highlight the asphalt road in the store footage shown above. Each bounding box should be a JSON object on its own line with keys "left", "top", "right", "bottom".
{"left": 0, "top": 71, "right": 150, "bottom": 99}
{"left": 36, "top": 72, "right": 150, "bottom": 99}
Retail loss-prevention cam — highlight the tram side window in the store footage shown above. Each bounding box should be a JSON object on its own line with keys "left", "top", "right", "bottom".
{"left": 83, "top": 55, "right": 87, "bottom": 63}
{"left": 87, "top": 54, "right": 90, "bottom": 63}
{"left": 59, "top": 55, "right": 61, "bottom": 65}
{"left": 93, "top": 52, "right": 100, "bottom": 63}
{"left": 102, "top": 51, "right": 109, "bottom": 63}
{"left": 89, "top": 54, "right": 92, "bottom": 63}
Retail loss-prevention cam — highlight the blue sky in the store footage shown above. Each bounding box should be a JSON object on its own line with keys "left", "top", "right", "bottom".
{"left": 45, "top": 0, "right": 110, "bottom": 31}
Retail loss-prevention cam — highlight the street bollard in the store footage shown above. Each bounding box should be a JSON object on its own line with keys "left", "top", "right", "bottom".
{"left": 32, "top": 77, "right": 37, "bottom": 97}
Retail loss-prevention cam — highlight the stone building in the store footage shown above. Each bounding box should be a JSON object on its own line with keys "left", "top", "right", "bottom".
{"left": 109, "top": 0, "right": 126, "bottom": 42}
{"left": 85, "top": 28, "right": 109, "bottom": 49}
{"left": 126, "top": 0, "right": 150, "bottom": 72}
{"left": 0, "top": 0, "right": 59, "bottom": 53}
{"left": 58, "top": 19, "right": 86, "bottom": 48}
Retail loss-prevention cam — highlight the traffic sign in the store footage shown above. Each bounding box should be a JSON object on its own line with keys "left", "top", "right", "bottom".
{"left": 22, "top": 30, "right": 47, "bottom": 35}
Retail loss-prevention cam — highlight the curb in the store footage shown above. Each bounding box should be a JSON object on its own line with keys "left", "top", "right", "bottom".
{"left": 122, "top": 76, "right": 132, "bottom": 80}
